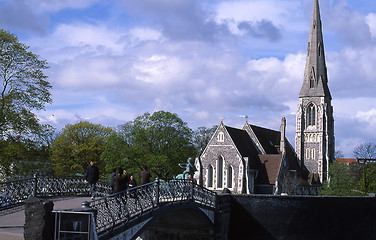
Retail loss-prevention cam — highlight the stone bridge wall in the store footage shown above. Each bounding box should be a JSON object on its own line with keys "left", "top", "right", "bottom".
{"left": 217, "top": 194, "right": 376, "bottom": 240}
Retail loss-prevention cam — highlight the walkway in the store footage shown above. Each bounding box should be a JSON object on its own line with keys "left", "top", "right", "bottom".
{"left": 0, "top": 196, "right": 90, "bottom": 240}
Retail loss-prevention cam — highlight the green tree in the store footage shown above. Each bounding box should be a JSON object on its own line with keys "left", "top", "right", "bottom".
{"left": 0, "top": 29, "right": 53, "bottom": 177}
{"left": 50, "top": 121, "right": 112, "bottom": 176}
{"left": 115, "top": 111, "right": 196, "bottom": 178}
{"left": 101, "top": 132, "right": 129, "bottom": 174}
{"left": 0, "top": 136, "right": 52, "bottom": 179}
{"left": 0, "top": 29, "right": 52, "bottom": 139}
{"left": 357, "top": 164, "right": 376, "bottom": 194}
{"left": 320, "top": 161, "right": 361, "bottom": 196}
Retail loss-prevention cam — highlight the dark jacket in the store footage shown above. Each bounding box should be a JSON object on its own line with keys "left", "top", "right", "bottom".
{"left": 113, "top": 175, "right": 129, "bottom": 193}
{"left": 140, "top": 170, "right": 151, "bottom": 185}
{"left": 85, "top": 165, "right": 99, "bottom": 184}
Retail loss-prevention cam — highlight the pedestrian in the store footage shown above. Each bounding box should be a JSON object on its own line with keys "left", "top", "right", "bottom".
{"left": 109, "top": 168, "right": 116, "bottom": 194}
{"left": 114, "top": 168, "right": 128, "bottom": 193}
{"left": 140, "top": 166, "right": 151, "bottom": 185}
{"left": 85, "top": 160, "right": 99, "bottom": 200}
{"left": 128, "top": 175, "right": 137, "bottom": 188}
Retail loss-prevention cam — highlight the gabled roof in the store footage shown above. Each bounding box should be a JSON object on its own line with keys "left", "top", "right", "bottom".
{"left": 225, "top": 126, "right": 259, "bottom": 158}
{"left": 257, "top": 154, "right": 283, "bottom": 184}
{"left": 248, "top": 124, "right": 280, "bottom": 154}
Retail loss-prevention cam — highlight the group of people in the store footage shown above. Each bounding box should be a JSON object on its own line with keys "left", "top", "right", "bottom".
{"left": 109, "top": 165, "right": 152, "bottom": 194}
{"left": 109, "top": 168, "right": 137, "bottom": 194}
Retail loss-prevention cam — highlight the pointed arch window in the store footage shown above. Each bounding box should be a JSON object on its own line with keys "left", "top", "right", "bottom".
{"left": 227, "top": 166, "right": 233, "bottom": 189}
{"left": 217, "top": 156, "right": 223, "bottom": 188}
{"left": 207, "top": 165, "right": 213, "bottom": 188}
{"left": 307, "top": 104, "right": 316, "bottom": 127}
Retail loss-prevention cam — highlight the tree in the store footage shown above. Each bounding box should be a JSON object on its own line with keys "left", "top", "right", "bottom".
{"left": 334, "top": 150, "right": 344, "bottom": 158}
{"left": 101, "top": 132, "right": 129, "bottom": 174}
{"left": 353, "top": 142, "right": 376, "bottom": 159}
{"left": 193, "top": 125, "right": 217, "bottom": 155}
{"left": 0, "top": 29, "right": 52, "bottom": 139}
{"left": 357, "top": 164, "right": 376, "bottom": 194}
{"left": 320, "top": 161, "right": 361, "bottom": 196}
{"left": 50, "top": 121, "right": 113, "bottom": 176}
{"left": 115, "top": 111, "right": 196, "bottom": 178}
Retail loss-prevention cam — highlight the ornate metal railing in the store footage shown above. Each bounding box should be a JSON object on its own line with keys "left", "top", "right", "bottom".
{"left": 88, "top": 179, "right": 217, "bottom": 234}
{"left": 0, "top": 175, "right": 111, "bottom": 209}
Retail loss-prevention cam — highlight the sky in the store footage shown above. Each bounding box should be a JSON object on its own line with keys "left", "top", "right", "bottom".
{"left": 1, "top": 0, "right": 376, "bottom": 157}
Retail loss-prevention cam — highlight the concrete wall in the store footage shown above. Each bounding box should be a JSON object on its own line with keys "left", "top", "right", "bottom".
{"left": 219, "top": 194, "right": 376, "bottom": 240}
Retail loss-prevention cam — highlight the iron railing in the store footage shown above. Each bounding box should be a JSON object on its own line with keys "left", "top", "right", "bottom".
{"left": 0, "top": 175, "right": 110, "bottom": 209}
{"left": 88, "top": 178, "right": 217, "bottom": 234}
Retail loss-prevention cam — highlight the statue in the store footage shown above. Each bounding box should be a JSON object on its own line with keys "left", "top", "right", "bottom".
{"left": 175, "top": 157, "right": 197, "bottom": 180}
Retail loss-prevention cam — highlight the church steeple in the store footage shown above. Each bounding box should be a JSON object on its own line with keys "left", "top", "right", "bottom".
{"left": 299, "top": 0, "right": 331, "bottom": 99}
{"left": 295, "top": 0, "right": 335, "bottom": 183}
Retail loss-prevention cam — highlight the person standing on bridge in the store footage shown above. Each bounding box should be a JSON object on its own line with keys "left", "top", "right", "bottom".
{"left": 140, "top": 166, "right": 151, "bottom": 185}
{"left": 85, "top": 160, "right": 99, "bottom": 200}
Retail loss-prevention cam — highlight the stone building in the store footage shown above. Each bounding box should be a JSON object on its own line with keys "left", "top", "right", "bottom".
{"left": 196, "top": 0, "right": 331, "bottom": 194}
{"left": 295, "top": 0, "right": 335, "bottom": 183}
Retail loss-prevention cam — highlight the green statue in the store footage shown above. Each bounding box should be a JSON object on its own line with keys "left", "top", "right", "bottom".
{"left": 175, "top": 157, "right": 197, "bottom": 180}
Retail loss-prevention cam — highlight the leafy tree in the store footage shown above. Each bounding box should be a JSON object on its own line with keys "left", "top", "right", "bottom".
{"left": 101, "top": 132, "right": 129, "bottom": 174}
{"left": 50, "top": 121, "right": 112, "bottom": 176}
{"left": 0, "top": 29, "right": 52, "bottom": 139}
{"left": 0, "top": 29, "right": 53, "bottom": 177}
{"left": 353, "top": 142, "right": 376, "bottom": 159}
{"left": 0, "top": 136, "right": 52, "bottom": 179}
{"left": 115, "top": 111, "right": 196, "bottom": 178}
{"left": 193, "top": 125, "right": 217, "bottom": 155}
{"left": 320, "top": 161, "right": 361, "bottom": 196}
{"left": 357, "top": 164, "right": 376, "bottom": 194}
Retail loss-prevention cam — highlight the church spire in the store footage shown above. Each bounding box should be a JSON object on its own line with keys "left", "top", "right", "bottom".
{"left": 299, "top": 0, "right": 331, "bottom": 99}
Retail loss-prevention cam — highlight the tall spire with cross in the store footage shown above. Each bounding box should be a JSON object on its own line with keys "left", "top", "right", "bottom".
{"left": 295, "top": 0, "right": 335, "bottom": 183}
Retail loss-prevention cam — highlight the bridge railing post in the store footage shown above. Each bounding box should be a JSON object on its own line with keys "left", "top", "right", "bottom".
{"left": 33, "top": 173, "right": 38, "bottom": 197}
{"left": 155, "top": 178, "right": 160, "bottom": 206}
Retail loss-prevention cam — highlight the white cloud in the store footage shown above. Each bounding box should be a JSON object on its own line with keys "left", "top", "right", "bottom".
{"left": 366, "top": 13, "right": 376, "bottom": 39}
{"left": 28, "top": 0, "right": 100, "bottom": 13}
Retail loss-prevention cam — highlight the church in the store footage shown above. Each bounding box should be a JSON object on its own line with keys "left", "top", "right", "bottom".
{"left": 195, "top": 0, "right": 334, "bottom": 195}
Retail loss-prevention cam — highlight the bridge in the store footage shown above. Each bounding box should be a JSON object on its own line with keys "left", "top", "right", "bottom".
{"left": 0, "top": 175, "right": 217, "bottom": 240}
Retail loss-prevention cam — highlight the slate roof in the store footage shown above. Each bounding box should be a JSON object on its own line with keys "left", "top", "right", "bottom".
{"left": 225, "top": 126, "right": 261, "bottom": 168}
{"left": 248, "top": 124, "right": 280, "bottom": 154}
{"left": 258, "top": 154, "right": 282, "bottom": 184}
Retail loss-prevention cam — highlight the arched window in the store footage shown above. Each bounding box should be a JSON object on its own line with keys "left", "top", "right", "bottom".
{"left": 307, "top": 104, "right": 316, "bottom": 126}
{"left": 312, "top": 148, "right": 315, "bottom": 159}
{"left": 207, "top": 165, "right": 213, "bottom": 188}
{"left": 217, "top": 132, "right": 224, "bottom": 142}
{"left": 306, "top": 148, "right": 310, "bottom": 159}
{"left": 217, "top": 156, "right": 223, "bottom": 188}
{"left": 227, "top": 166, "right": 233, "bottom": 189}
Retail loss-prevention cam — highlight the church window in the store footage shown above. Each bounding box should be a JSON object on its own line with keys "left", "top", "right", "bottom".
{"left": 310, "top": 67, "right": 315, "bottom": 88}
{"left": 306, "top": 148, "right": 310, "bottom": 159}
{"left": 207, "top": 165, "right": 213, "bottom": 188}
{"left": 227, "top": 166, "right": 233, "bottom": 189}
{"left": 217, "top": 132, "right": 224, "bottom": 142}
{"left": 307, "top": 104, "right": 316, "bottom": 126}
{"left": 312, "top": 148, "right": 315, "bottom": 159}
{"left": 217, "top": 156, "right": 223, "bottom": 188}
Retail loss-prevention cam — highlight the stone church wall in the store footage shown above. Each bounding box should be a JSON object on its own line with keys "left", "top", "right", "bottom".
{"left": 200, "top": 126, "right": 243, "bottom": 193}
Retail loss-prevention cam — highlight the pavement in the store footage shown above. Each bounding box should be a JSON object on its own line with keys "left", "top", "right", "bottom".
{"left": 0, "top": 196, "right": 91, "bottom": 240}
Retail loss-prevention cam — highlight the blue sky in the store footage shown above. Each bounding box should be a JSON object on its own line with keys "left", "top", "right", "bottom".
{"left": 1, "top": 0, "right": 376, "bottom": 157}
